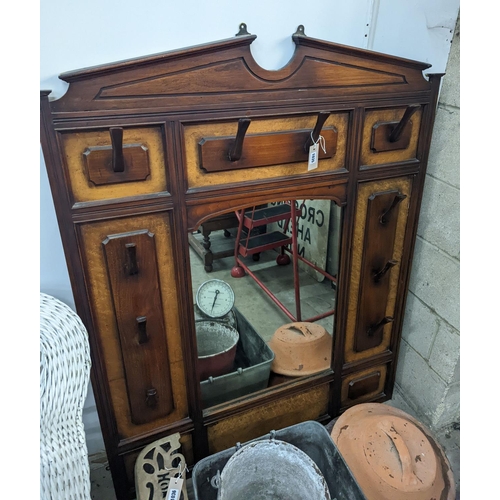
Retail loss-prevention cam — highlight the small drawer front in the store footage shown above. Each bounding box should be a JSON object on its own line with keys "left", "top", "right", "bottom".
{"left": 183, "top": 113, "right": 349, "bottom": 190}
{"left": 59, "top": 125, "right": 168, "bottom": 203}
{"left": 341, "top": 365, "right": 387, "bottom": 408}
{"left": 344, "top": 178, "right": 412, "bottom": 364}
{"left": 360, "top": 106, "right": 422, "bottom": 167}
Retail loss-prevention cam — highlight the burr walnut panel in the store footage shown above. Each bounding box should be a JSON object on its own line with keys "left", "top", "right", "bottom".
{"left": 78, "top": 213, "right": 188, "bottom": 438}
{"left": 183, "top": 113, "right": 349, "bottom": 190}
{"left": 58, "top": 125, "right": 168, "bottom": 204}
{"left": 206, "top": 384, "right": 330, "bottom": 454}
{"left": 360, "top": 106, "right": 422, "bottom": 167}
{"left": 344, "top": 177, "right": 412, "bottom": 364}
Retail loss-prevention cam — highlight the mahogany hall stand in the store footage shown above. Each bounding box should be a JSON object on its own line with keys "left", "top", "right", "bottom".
{"left": 40, "top": 24, "right": 443, "bottom": 498}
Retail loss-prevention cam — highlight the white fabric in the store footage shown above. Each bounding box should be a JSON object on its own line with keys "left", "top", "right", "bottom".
{"left": 40, "top": 293, "right": 92, "bottom": 499}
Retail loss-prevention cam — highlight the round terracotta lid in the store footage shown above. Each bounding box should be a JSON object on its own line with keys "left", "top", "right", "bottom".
{"left": 268, "top": 322, "right": 332, "bottom": 376}
{"left": 331, "top": 403, "right": 455, "bottom": 500}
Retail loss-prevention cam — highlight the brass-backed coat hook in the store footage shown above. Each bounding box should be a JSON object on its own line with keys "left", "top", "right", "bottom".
{"left": 109, "top": 127, "right": 125, "bottom": 172}
{"left": 228, "top": 118, "right": 251, "bottom": 161}
{"left": 389, "top": 105, "right": 420, "bottom": 143}
{"left": 304, "top": 112, "right": 331, "bottom": 152}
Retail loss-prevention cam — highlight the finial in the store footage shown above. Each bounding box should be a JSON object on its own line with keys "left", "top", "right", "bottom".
{"left": 236, "top": 23, "right": 250, "bottom": 36}
{"left": 294, "top": 25, "right": 306, "bottom": 36}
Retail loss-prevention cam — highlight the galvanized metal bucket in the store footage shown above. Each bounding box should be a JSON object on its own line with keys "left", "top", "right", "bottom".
{"left": 217, "top": 439, "right": 331, "bottom": 500}
{"left": 192, "top": 421, "right": 366, "bottom": 500}
{"left": 196, "top": 321, "right": 239, "bottom": 380}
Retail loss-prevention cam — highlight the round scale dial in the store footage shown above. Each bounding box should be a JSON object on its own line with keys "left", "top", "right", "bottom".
{"left": 195, "top": 279, "right": 235, "bottom": 319}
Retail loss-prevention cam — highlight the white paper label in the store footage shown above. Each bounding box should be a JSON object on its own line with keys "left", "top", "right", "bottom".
{"left": 308, "top": 143, "right": 319, "bottom": 170}
{"left": 166, "top": 477, "right": 183, "bottom": 500}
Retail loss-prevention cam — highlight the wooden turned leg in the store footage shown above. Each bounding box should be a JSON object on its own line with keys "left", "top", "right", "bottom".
{"left": 201, "top": 227, "right": 214, "bottom": 273}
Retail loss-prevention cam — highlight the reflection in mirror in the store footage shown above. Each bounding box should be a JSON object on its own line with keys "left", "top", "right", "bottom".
{"left": 188, "top": 199, "right": 342, "bottom": 409}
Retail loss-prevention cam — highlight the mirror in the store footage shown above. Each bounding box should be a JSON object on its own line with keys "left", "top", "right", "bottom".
{"left": 188, "top": 198, "right": 343, "bottom": 409}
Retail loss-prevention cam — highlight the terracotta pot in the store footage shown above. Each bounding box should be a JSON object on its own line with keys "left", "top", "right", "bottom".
{"left": 196, "top": 321, "right": 239, "bottom": 381}
{"left": 268, "top": 322, "right": 332, "bottom": 376}
{"left": 330, "top": 403, "right": 456, "bottom": 500}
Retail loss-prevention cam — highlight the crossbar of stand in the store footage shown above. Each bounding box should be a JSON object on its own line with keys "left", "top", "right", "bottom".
{"left": 231, "top": 200, "right": 337, "bottom": 323}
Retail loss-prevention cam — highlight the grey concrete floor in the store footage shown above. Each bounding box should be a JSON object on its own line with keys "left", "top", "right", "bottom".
{"left": 90, "top": 233, "right": 460, "bottom": 499}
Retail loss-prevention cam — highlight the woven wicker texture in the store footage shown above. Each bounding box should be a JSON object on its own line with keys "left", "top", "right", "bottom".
{"left": 40, "top": 293, "right": 92, "bottom": 499}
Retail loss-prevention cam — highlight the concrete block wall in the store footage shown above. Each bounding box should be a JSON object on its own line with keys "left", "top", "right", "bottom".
{"left": 394, "top": 17, "right": 460, "bottom": 431}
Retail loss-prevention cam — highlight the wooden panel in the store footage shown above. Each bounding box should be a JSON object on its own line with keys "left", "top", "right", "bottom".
{"left": 78, "top": 213, "right": 189, "bottom": 438}
{"left": 354, "top": 190, "right": 406, "bottom": 352}
{"left": 370, "top": 121, "right": 413, "bottom": 153}
{"left": 199, "top": 127, "right": 337, "bottom": 172}
{"left": 102, "top": 230, "right": 174, "bottom": 425}
{"left": 84, "top": 144, "right": 150, "bottom": 186}
{"left": 341, "top": 365, "right": 387, "bottom": 407}
{"left": 344, "top": 178, "right": 412, "bottom": 363}
{"left": 207, "top": 384, "right": 330, "bottom": 454}
{"left": 50, "top": 34, "right": 431, "bottom": 115}
{"left": 183, "top": 113, "right": 348, "bottom": 189}
{"left": 59, "top": 125, "right": 167, "bottom": 203}
{"left": 360, "top": 107, "right": 422, "bottom": 167}
{"left": 348, "top": 370, "right": 381, "bottom": 400}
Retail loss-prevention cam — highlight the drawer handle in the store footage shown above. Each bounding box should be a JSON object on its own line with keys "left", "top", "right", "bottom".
{"left": 109, "top": 127, "right": 125, "bottom": 172}
{"left": 125, "top": 243, "right": 139, "bottom": 275}
{"left": 389, "top": 105, "right": 420, "bottom": 143}
{"left": 136, "top": 316, "right": 148, "bottom": 344}
{"left": 304, "top": 111, "right": 331, "bottom": 151}
{"left": 367, "top": 316, "right": 394, "bottom": 337}
{"left": 228, "top": 118, "right": 251, "bottom": 161}
{"left": 379, "top": 193, "right": 406, "bottom": 225}
{"left": 146, "top": 388, "right": 158, "bottom": 408}
{"left": 373, "top": 260, "right": 398, "bottom": 283}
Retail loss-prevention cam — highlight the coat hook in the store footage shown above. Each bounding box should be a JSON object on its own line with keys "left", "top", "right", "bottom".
{"left": 125, "top": 243, "right": 139, "bottom": 275}
{"left": 367, "top": 316, "right": 394, "bottom": 337}
{"left": 379, "top": 193, "right": 407, "bottom": 225}
{"left": 109, "top": 127, "right": 125, "bottom": 172}
{"left": 304, "top": 112, "right": 330, "bottom": 152}
{"left": 389, "top": 105, "right": 420, "bottom": 143}
{"left": 228, "top": 118, "right": 251, "bottom": 161}
{"left": 373, "top": 260, "right": 398, "bottom": 283}
{"left": 145, "top": 388, "right": 158, "bottom": 408}
{"left": 136, "top": 316, "right": 148, "bottom": 344}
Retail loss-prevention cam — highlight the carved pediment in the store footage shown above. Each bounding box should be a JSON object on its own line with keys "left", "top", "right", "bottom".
{"left": 50, "top": 26, "right": 433, "bottom": 114}
{"left": 96, "top": 56, "right": 407, "bottom": 99}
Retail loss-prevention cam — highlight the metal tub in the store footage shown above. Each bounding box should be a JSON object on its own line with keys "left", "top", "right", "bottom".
{"left": 200, "top": 308, "right": 274, "bottom": 408}
{"left": 192, "top": 420, "right": 367, "bottom": 500}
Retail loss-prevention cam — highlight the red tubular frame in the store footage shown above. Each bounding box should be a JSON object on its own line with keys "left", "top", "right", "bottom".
{"left": 232, "top": 200, "right": 337, "bottom": 323}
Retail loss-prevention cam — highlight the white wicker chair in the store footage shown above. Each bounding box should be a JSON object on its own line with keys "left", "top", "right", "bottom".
{"left": 40, "top": 293, "right": 92, "bottom": 499}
